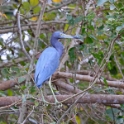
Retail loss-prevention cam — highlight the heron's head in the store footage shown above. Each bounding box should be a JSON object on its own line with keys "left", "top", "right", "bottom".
{"left": 52, "top": 31, "right": 80, "bottom": 39}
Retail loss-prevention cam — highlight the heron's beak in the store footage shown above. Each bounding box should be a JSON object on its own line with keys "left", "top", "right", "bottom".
{"left": 73, "top": 35, "right": 81, "bottom": 39}
{"left": 61, "top": 34, "right": 74, "bottom": 39}
{"left": 61, "top": 33, "right": 81, "bottom": 39}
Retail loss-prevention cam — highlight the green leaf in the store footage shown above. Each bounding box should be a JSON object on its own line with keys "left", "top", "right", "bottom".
{"left": 22, "top": 2, "right": 30, "bottom": 12}
{"left": 107, "top": 62, "right": 112, "bottom": 70}
{"left": 0, "top": 121, "right": 7, "bottom": 124}
{"left": 35, "top": 101, "right": 39, "bottom": 107}
{"left": 64, "top": 24, "right": 69, "bottom": 31}
{"left": 18, "top": 77, "right": 26, "bottom": 83}
{"left": 116, "top": 24, "right": 124, "bottom": 32}
{"left": 67, "top": 15, "right": 84, "bottom": 25}
{"left": 0, "top": 91, "right": 6, "bottom": 97}
{"left": 69, "top": 19, "right": 74, "bottom": 25}
{"left": 0, "top": 38, "right": 4, "bottom": 46}
{"left": 81, "top": 27, "right": 85, "bottom": 34}
{"left": 87, "top": 12, "right": 95, "bottom": 21}
{"left": 87, "top": 25, "right": 94, "bottom": 30}
{"left": 74, "top": 16, "right": 84, "bottom": 24}
{"left": 120, "top": 104, "right": 124, "bottom": 110}
{"left": 67, "top": 15, "right": 74, "bottom": 25}
{"left": 97, "top": 0, "right": 108, "bottom": 6}
{"left": 20, "top": 61, "right": 25, "bottom": 66}
{"left": 29, "top": 86, "right": 36, "bottom": 93}
{"left": 11, "top": 66, "right": 20, "bottom": 73}
{"left": 40, "top": 33, "right": 45, "bottom": 39}
{"left": 33, "top": 6, "right": 41, "bottom": 14}
{"left": 84, "top": 36, "right": 93, "bottom": 44}
{"left": 106, "top": 108, "right": 120, "bottom": 121}
{"left": 43, "top": 12, "right": 56, "bottom": 21}
{"left": 103, "top": 78, "right": 108, "bottom": 86}
{"left": 89, "top": 34, "right": 97, "bottom": 40}
{"left": 116, "top": 3, "right": 123, "bottom": 9}
{"left": 13, "top": 4, "right": 18, "bottom": 8}
{"left": 20, "top": 85, "right": 27, "bottom": 90}
{"left": 30, "top": 0, "right": 39, "bottom": 6}
{"left": 67, "top": 15, "right": 72, "bottom": 21}
{"left": 79, "top": 44, "right": 85, "bottom": 50}
{"left": 1, "top": 68, "right": 9, "bottom": 77}
{"left": 75, "top": 115, "right": 81, "bottom": 124}
{"left": 92, "top": 51, "right": 103, "bottom": 64}
{"left": 7, "top": 89, "right": 13, "bottom": 96}
{"left": 68, "top": 47, "right": 76, "bottom": 63}
{"left": 109, "top": 66, "right": 118, "bottom": 75}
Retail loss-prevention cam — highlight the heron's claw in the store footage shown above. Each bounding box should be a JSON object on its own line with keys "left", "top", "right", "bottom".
{"left": 53, "top": 99, "right": 62, "bottom": 108}
{"left": 57, "top": 102, "right": 62, "bottom": 108}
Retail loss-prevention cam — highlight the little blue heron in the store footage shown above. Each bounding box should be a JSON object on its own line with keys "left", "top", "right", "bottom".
{"left": 34, "top": 31, "right": 80, "bottom": 103}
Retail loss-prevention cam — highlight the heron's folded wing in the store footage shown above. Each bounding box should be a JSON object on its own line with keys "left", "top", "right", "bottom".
{"left": 34, "top": 47, "right": 60, "bottom": 87}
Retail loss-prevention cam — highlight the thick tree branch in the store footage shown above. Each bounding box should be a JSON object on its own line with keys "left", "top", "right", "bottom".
{"left": 0, "top": 96, "right": 20, "bottom": 107}
{"left": 54, "top": 72, "right": 124, "bottom": 88}
{"left": 0, "top": 24, "right": 48, "bottom": 34}
{"left": 1, "top": 94, "right": 124, "bottom": 107}
{"left": 54, "top": 80, "right": 82, "bottom": 93}
{"left": 41, "top": 94, "right": 124, "bottom": 104}
{"left": 0, "top": 72, "right": 124, "bottom": 91}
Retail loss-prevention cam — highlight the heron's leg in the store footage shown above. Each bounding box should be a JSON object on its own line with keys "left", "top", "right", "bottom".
{"left": 39, "top": 88, "right": 49, "bottom": 104}
{"left": 48, "top": 76, "right": 59, "bottom": 104}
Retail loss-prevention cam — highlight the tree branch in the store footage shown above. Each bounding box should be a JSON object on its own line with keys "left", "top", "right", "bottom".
{"left": 1, "top": 94, "right": 124, "bottom": 107}
{"left": 17, "top": 12, "right": 31, "bottom": 60}
{"left": 0, "top": 72, "right": 124, "bottom": 91}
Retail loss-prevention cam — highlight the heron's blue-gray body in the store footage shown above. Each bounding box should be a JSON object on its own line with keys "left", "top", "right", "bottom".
{"left": 34, "top": 31, "right": 79, "bottom": 88}
{"left": 35, "top": 47, "right": 60, "bottom": 87}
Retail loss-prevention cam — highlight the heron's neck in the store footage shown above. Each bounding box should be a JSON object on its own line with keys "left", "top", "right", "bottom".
{"left": 50, "top": 37, "right": 64, "bottom": 57}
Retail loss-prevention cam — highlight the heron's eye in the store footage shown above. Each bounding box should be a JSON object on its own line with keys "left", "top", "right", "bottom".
{"left": 60, "top": 33, "right": 63, "bottom": 36}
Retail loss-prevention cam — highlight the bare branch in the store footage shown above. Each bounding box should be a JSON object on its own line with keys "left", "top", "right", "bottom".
{"left": 0, "top": 72, "right": 124, "bottom": 91}
{"left": 0, "top": 96, "right": 20, "bottom": 107}
{"left": 17, "top": 12, "right": 31, "bottom": 60}
{"left": 1, "top": 94, "right": 124, "bottom": 107}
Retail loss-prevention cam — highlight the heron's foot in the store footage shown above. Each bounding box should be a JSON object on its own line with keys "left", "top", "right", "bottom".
{"left": 41, "top": 94, "right": 50, "bottom": 105}
{"left": 42, "top": 99, "right": 49, "bottom": 105}
{"left": 54, "top": 99, "right": 62, "bottom": 108}
{"left": 42, "top": 101, "right": 49, "bottom": 107}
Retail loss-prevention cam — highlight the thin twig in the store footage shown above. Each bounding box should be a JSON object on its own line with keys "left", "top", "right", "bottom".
{"left": 21, "top": 106, "right": 34, "bottom": 124}
{"left": 57, "top": 93, "right": 86, "bottom": 124}
{"left": 17, "top": 12, "right": 31, "bottom": 60}
{"left": 46, "top": 0, "right": 77, "bottom": 12}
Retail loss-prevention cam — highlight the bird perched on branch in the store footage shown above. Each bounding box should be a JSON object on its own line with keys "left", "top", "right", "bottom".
{"left": 34, "top": 31, "right": 80, "bottom": 103}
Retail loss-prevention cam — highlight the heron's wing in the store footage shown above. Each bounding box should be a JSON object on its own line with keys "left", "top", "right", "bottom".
{"left": 34, "top": 47, "right": 60, "bottom": 88}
